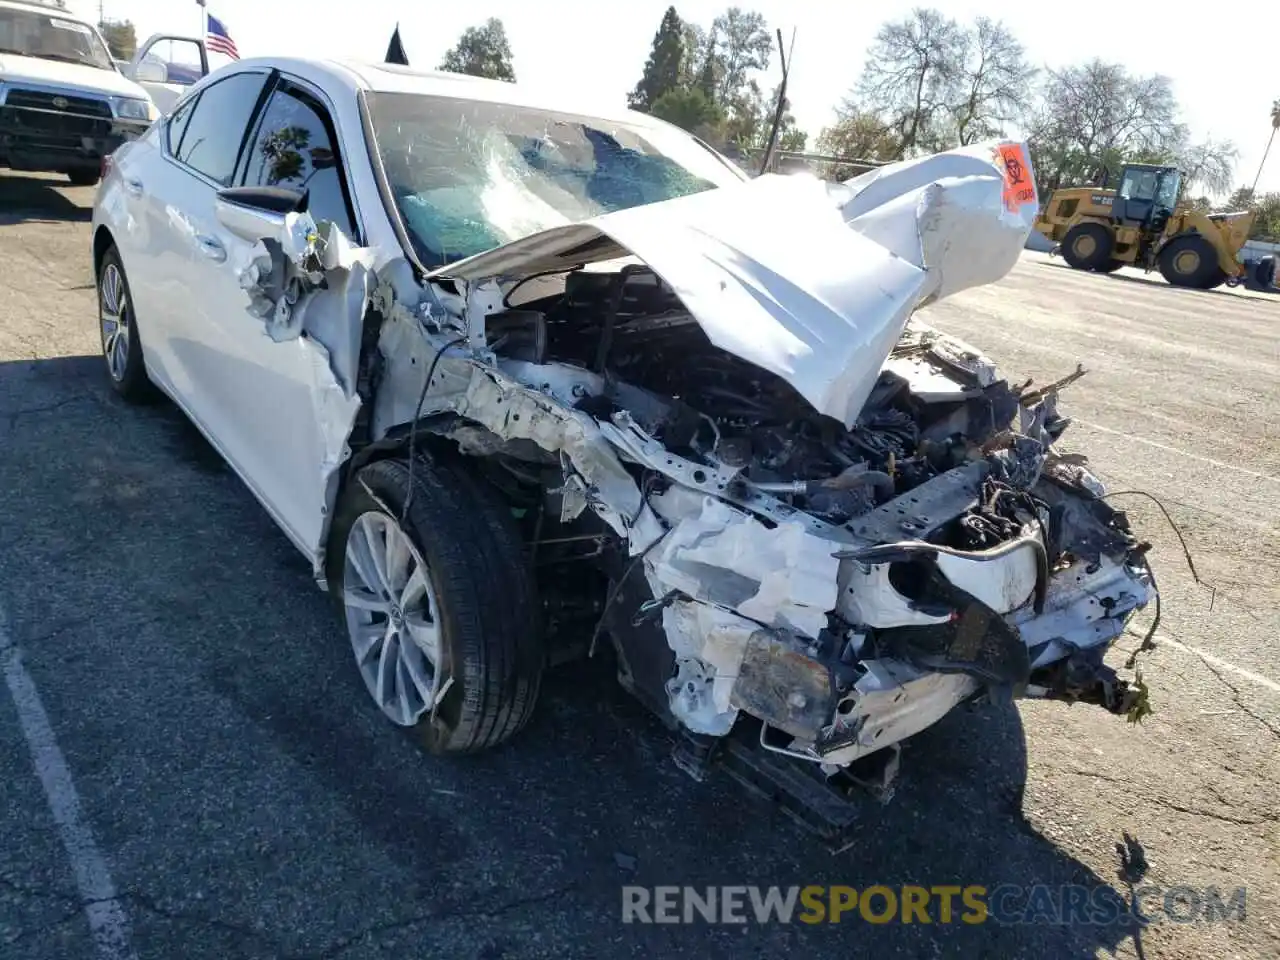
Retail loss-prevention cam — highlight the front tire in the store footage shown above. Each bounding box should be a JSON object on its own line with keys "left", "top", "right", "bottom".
{"left": 1095, "top": 259, "right": 1124, "bottom": 274}
{"left": 327, "top": 456, "right": 544, "bottom": 754}
{"left": 96, "top": 246, "right": 153, "bottom": 401}
{"left": 1158, "top": 235, "right": 1223, "bottom": 289}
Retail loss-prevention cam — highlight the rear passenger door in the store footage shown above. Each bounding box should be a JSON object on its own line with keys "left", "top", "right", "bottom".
{"left": 124, "top": 69, "right": 268, "bottom": 404}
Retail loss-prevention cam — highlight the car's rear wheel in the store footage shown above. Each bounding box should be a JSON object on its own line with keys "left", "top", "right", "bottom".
{"left": 1061, "top": 222, "right": 1113, "bottom": 271}
{"left": 97, "top": 246, "right": 153, "bottom": 401}
{"left": 327, "top": 456, "right": 544, "bottom": 754}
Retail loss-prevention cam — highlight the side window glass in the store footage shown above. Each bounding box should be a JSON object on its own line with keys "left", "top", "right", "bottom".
{"left": 242, "top": 85, "right": 354, "bottom": 237}
{"left": 165, "top": 94, "right": 198, "bottom": 155}
{"left": 139, "top": 38, "right": 204, "bottom": 86}
{"left": 174, "top": 72, "right": 268, "bottom": 185}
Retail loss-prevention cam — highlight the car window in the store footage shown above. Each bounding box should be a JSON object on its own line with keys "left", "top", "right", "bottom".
{"left": 241, "top": 84, "right": 354, "bottom": 237}
{"left": 174, "top": 71, "right": 268, "bottom": 185}
{"left": 165, "top": 94, "right": 198, "bottom": 155}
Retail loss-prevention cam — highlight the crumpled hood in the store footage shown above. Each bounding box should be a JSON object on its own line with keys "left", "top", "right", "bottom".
{"left": 0, "top": 53, "right": 147, "bottom": 100}
{"left": 428, "top": 140, "right": 1037, "bottom": 427}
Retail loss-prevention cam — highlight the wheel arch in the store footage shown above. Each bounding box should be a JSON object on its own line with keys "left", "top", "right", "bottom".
{"left": 319, "top": 413, "right": 510, "bottom": 586}
{"left": 92, "top": 225, "right": 116, "bottom": 278}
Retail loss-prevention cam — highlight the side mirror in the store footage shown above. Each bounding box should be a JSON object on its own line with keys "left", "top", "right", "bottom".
{"left": 133, "top": 60, "right": 167, "bottom": 84}
{"left": 215, "top": 186, "right": 309, "bottom": 243}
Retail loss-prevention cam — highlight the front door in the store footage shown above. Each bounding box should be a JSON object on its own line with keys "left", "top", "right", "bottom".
{"left": 178, "top": 74, "right": 363, "bottom": 557}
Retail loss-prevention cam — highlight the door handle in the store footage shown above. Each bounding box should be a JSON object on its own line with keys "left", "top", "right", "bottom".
{"left": 195, "top": 234, "right": 226, "bottom": 263}
{"left": 123, "top": 177, "right": 143, "bottom": 196}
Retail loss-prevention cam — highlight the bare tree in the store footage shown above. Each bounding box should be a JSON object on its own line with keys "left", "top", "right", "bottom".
{"left": 1028, "top": 60, "right": 1185, "bottom": 193}
{"left": 851, "top": 8, "right": 966, "bottom": 157}
{"left": 1176, "top": 138, "right": 1239, "bottom": 196}
{"left": 950, "top": 18, "right": 1035, "bottom": 145}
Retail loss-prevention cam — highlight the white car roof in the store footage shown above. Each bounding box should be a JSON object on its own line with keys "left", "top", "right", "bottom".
{"left": 0, "top": 0, "right": 91, "bottom": 18}
{"left": 225, "top": 56, "right": 661, "bottom": 130}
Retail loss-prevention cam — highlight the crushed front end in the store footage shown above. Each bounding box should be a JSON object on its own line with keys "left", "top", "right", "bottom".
{"left": 239, "top": 138, "right": 1158, "bottom": 841}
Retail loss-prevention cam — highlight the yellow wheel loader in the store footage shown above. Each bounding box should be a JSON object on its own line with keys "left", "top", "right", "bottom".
{"left": 1034, "top": 164, "right": 1260, "bottom": 290}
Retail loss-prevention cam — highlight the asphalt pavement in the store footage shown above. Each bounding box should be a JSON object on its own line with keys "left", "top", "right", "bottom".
{"left": 0, "top": 170, "right": 1276, "bottom": 959}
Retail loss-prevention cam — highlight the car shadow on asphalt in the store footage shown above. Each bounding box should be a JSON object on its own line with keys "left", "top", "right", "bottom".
{"left": 0, "top": 173, "right": 93, "bottom": 225}
{"left": 0, "top": 354, "right": 1147, "bottom": 960}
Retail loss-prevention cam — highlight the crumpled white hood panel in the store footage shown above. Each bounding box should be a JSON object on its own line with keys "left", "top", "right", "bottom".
{"left": 430, "top": 140, "right": 1037, "bottom": 427}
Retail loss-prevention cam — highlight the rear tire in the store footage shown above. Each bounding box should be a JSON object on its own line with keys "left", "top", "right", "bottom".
{"left": 1061, "top": 223, "right": 1114, "bottom": 271}
{"left": 96, "top": 246, "right": 155, "bottom": 402}
{"left": 67, "top": 169, "right": 99, "bottom": 186}
{"left": 1158, "top": 235, "right": 1222, "bottom": 289}
{"left": 327, "top": 455, "right": 544, "bottom": 755}
{"left": 1095, "top": 259, "right": 1124, "bottom": 274}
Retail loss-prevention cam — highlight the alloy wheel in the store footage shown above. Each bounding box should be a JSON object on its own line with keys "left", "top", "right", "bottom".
{"left": 342, "top": 511, "right": 444, "bottom": 726}
{"left": 99, "top": 262, "right": 130, "bottom": 382}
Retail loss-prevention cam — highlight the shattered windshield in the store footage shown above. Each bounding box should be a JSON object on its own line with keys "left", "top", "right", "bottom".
{"left": 0, "top": 7, "right": 113, "bottom": 70}
{"left": 365, "top": 91, "right": 745, "bottom": 267}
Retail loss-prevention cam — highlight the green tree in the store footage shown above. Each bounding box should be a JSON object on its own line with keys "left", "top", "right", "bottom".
{"left": 98, "top": 19, "right": 136, "bottom": 60}
{"left": 651, "top": 86, "right": 724, "bottom": 138}
{"left": 708, "top": 7, "right": 772, "bottom": 105}
{"left": 629, "top": 7, "right": 686, "bottom": 111}
{"left": 438, "top": 18, "right": 516, "bottom": 82}
{"left": 816, "top": 112, "right": 899, "bottom": 180}
{"left": 695, "top": 27, "right": 719, "bottom": 100}
{"left": 677, "top": 22, "right": 706, "bottom": 87}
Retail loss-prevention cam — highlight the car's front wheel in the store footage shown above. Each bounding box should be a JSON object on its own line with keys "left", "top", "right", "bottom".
{"left": 327, "top": 456, "right": 544, "bottom": 754}
{"left": 97, "top": 245, "right": 153, "bottom": 401}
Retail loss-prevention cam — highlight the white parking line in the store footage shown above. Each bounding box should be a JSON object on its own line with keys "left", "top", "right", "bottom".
{"left": 1076, "top": 419, "right": 1280, "bottom": 484}
{"left": 0, "top": 606, "right": 138, "bottom": 960}
{"left": 1157, "top": 632, "right": 1280, "bottom": 696}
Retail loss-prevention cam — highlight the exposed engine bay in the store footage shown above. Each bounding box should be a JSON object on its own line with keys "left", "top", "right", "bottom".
{"left": 448, "top": 264, "right": 1154, "bottom": 757}
{"left": 234, "top": 139, "right": 1157, "bottom": 833}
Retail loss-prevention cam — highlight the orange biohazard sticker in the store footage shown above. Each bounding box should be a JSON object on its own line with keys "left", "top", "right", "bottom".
{"left": 996, "top": 143, "right": 1036, "bottom": 211}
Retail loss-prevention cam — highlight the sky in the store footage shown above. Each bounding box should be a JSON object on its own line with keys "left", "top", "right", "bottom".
{"left": 67, "top": 0, "right": 1280, "bottom": 195}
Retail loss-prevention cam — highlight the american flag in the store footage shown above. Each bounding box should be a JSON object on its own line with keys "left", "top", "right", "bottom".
{"left": 205, "top": 13, "right": 239, "bottom": 60}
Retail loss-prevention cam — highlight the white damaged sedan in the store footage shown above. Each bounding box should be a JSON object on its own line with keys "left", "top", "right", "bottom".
{"left": 91, "top": 58, "right": 1155, "bottom": 833}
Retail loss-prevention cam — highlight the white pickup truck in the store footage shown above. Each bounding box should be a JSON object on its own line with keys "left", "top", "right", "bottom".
{"left": 0, "top": 0, "right": 156, "bottom": 184}
{"left": 0, "top": 0, "right": 216, "bottom": 185}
